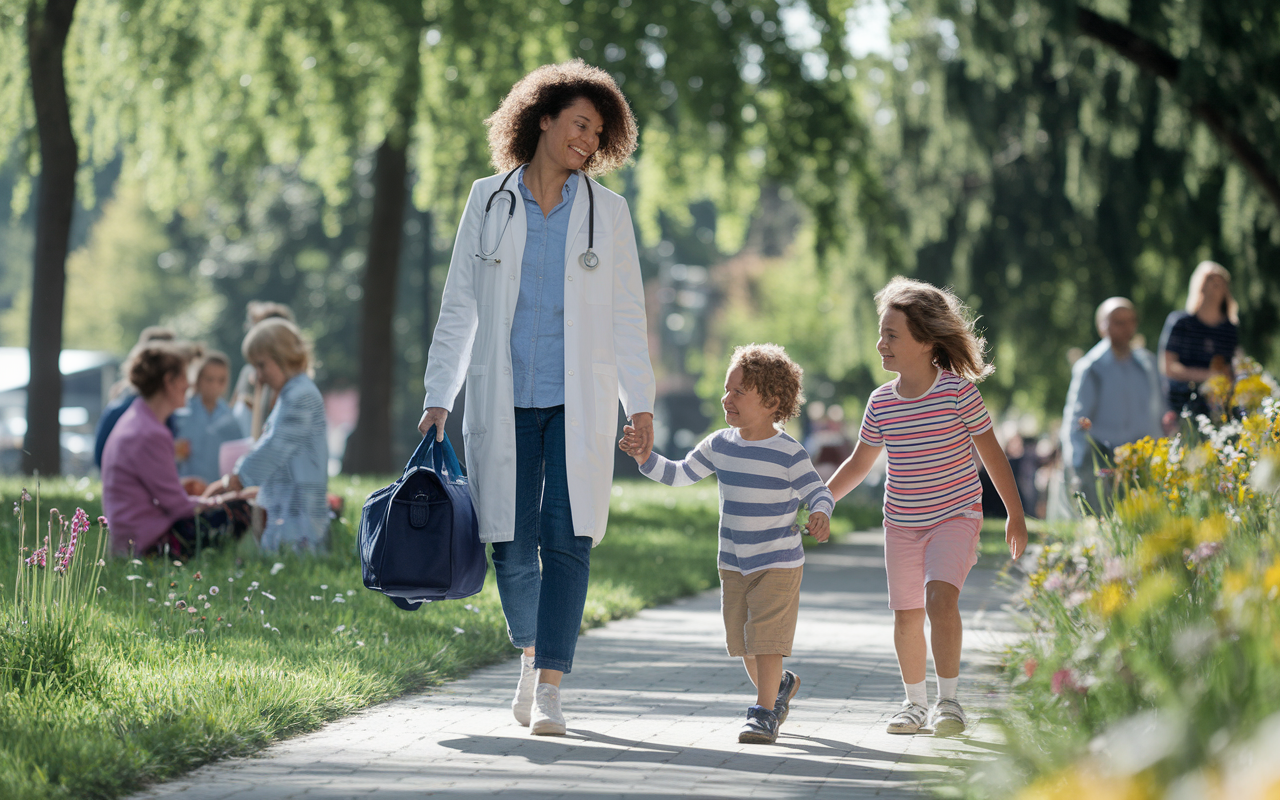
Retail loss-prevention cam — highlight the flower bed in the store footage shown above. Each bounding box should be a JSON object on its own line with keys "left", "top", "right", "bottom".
{"left": 974, "top": 395, "right": 1280, "bottom": 798}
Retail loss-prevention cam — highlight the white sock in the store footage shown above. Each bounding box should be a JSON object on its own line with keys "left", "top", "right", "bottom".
{"left": 904, "top": 679, "right": 927, "bottom": 707}
{"left": 937, "top": 674, "right": 959, "bottom": 701}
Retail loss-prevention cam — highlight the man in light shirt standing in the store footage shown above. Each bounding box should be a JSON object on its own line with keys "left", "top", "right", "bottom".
{"left": 1061, "top": 297, "right": 1167, "bottom": 515}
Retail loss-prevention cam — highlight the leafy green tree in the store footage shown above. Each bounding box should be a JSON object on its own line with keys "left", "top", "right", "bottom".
{"left": 83, "top": 0, "right": 886, "bottom": 472}
{"left": 813, "top": 0, "right": 1280, "bottom": 417}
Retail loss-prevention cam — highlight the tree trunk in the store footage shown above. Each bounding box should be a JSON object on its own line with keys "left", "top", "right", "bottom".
{"left": 342, "top": 134, "right": 409, "bottom": 475}
{"left": 23, "top": 0, "right": 80, "bottom": 476}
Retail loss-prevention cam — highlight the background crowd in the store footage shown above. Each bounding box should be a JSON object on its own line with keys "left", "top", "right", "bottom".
{"left": 95, "top": 300, "right": 330, "bottom": 558}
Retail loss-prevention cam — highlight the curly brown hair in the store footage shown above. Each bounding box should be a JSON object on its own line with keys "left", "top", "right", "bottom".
{"left": 485, "top": 59, "right": 638, "bottom": 177}
{"left": 128, "top": 342, "right": 191, "bottom": 399}
{"left": 875, "top": 276, "right": 995, "bottom": 384}
{"left": 729, "top": 343, "right": 806, "bottom": 424}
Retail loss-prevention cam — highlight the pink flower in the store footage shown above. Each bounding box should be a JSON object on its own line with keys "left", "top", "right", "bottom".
{"left": 1023, "top": 658, "right": 1038, "bottom": 678}
{"left": 1051, "top": 668, "right": 1084, "bottom": 695}
{"left": 1188, "top": 541, "right": 1223, "bottom": 566}
{"left": 97, "top": 516, "right": 108, "bottom": 526}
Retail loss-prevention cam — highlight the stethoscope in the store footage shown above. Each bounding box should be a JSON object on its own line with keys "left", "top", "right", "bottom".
{"left": 477, "top": 165, "right": 599, "bottom": 270}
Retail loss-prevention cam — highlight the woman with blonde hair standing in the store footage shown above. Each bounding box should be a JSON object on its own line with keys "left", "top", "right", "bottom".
{"left": 418, "top": 60, "right": 656, "bottom": 735}
{"left": 1157, "top": 260, "right": 1240, "bottom": 418}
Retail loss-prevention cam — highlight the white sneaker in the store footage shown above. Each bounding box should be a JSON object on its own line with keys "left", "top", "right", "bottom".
{"left": 529, "top": 683, "right": 567, "bottom": 736}
{"left": 512, "top": 654, "right": 536, "bottom": 726}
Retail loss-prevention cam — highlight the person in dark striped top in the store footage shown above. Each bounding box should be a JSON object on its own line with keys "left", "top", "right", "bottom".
{"left": 1157, "top": 260, "right": 1240, "bottom": 418}
{"left": 827, "top": 277, "right": 1027, "bottom": 738}
{"left": 620, "top": 344, "right": 832, "bottom": 745}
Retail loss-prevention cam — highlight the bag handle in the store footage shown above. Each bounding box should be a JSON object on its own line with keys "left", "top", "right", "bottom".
{"left": 408, "top": 427, "right": 465, "bottom": 481}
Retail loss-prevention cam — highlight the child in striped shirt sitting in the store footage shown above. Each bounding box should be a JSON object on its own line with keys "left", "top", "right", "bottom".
{"left": 828, "top": 277, "right": 1027, "bottom": 737}
{"left": 619, "top": 343, "right": 833, "bottom": 745}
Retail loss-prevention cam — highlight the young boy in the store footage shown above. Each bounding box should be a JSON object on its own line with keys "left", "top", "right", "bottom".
{"left": 175, "top": 351, "right": 245, "bottom": 483}
{"left": 619, "top": 343, "right": 833, "bottom": 744}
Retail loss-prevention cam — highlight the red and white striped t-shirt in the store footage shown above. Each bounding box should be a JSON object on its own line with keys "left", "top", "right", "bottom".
{"left": 858, "top": 369, "right": 992, "bottom": 528}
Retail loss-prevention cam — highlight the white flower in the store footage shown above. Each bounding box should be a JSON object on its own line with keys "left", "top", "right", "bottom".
{"left": 333, "top": 625, "right": 346, "bottom": 633}
{"left": 346, "top": 589, "right": 355, "bottom": 596}
{"left": 310, "top": 596, "right": 322, "bottom": 601}
{"left": 270, "top": 562, "right": 285, "bottom": 575}
{"left": 126, "top": 575, "right": 142, "bottom": 581}
{"left": 332, "top": 596, "right": 346, "bottom": 603}
{"left": 452, "top": 626, "right": 465, "bottom": 635}
{"left": 204, "top": 602, "right": 211, "bottom": 609}
{"left": 261, "top": 592, "right": 276, "bottom": 600}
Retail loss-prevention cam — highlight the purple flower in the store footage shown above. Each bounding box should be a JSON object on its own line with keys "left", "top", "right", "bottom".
{"left": 21, "top": 489, "right": 31, "bottom": 502}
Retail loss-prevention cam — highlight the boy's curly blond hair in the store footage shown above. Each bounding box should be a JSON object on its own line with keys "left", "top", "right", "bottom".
{"left": 729, "top": 343, "right": 805, "bottom": 424}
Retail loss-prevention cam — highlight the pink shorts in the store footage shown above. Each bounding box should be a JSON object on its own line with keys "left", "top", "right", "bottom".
{"left": 884, "top": 511, "right": 982, "bottom": 610}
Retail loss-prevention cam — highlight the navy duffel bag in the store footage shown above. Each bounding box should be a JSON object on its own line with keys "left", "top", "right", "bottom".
{"left": 359, "top": 429, "right": 486, "bottom": 610}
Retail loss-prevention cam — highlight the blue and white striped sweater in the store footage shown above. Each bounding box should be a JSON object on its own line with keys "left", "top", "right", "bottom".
{"left": 639, "top": 428, "right": 834, "bottom": 575}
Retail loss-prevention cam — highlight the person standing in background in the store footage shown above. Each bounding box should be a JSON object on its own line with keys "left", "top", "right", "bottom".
{"left": 1157, "top": 261, "right": 1240, "bottom": 420}
{"left": 1061, "top": 297, "right": 1165, "bottom": 515}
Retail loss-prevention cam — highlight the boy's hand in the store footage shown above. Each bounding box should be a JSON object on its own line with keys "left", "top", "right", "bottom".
{"left": 618, "top": 426, "right": 647, "bottom": 464}
{"left": 806, "top": 511, "right": 830, "bottom": 543}
{"left": 1006, "top": 515, "right": 1028, "bottom": 560}
{"left": 175, "top": 438, "right": 191, "bottom": 462}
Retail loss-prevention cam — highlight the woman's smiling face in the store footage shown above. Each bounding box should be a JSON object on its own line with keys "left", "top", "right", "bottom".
{"left": 538, "top": 97, "right": 603, "bottom": 172}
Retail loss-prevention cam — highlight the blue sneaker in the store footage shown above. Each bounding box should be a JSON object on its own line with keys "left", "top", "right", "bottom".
{"left": 738, "top": 705, "right": 779, "bottom": 744}
{"left": 773, "top": 670, "right": 801, "bottom": 725}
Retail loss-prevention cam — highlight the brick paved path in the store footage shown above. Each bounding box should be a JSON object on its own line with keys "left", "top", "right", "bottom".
{"left": 131, "top": 531, "right": 1021, "bottom": 799}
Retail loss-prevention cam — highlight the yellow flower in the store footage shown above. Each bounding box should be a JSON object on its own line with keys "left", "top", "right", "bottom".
{"left": 1232, "top": 374, "right": 1272, "bottom": 413}
{"left": 1264, "top": 558, "right": 1280, "bottom": 598}
{"left": 1196, "top": 515, "right": 1230, "bottom": 545}
{"left": 1124, "top": 572, "right": 1178, "bottom": 625}
{"left": 1092, "top": 582, "right": 1128, "bottom": 619}
{"left": 1139, "top": 519, "right": 1194, "bottom": 567}
{"left": 1223, "top": 569, "right": 1250, "bottom": 599}
{"left": 1018, "top": 765, "right": 1154, "bottom": 800}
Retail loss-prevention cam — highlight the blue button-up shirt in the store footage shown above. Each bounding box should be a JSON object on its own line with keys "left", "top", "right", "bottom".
{"left": 173, "top": 396, "right": 244, "bottom": 483}
{"left": 1061, "top": 339, "right": 1166, "bottom": 469}
{"left": 510, "top": 169, "right": 578, "bottom": 408}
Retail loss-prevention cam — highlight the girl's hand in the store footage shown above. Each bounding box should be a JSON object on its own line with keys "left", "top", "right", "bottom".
{"left": 806, "top": 511, "right": 831, "bottom": 543}
{"left": 1006, "top": 515, "right": 1028, "bottom": 560}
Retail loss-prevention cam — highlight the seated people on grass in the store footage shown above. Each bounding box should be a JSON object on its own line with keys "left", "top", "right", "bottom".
{"left": 203, "top": 318, "right": 329, "bottom": 552}
{"left": 174, "top": 350, "right": 245, "bottom": 484}
{"left": 94, "top": 326, "right": 178, "bottom": 468}
{"left": 101, "top": 343, "right": 250, "bottom": 558}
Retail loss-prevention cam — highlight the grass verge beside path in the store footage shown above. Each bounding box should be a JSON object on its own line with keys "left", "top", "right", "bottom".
{"left": 0, "top": 475, "right": 884, "bottom": 799}
{"left": 0, "top": 477, "right": 732, "bottom": 800}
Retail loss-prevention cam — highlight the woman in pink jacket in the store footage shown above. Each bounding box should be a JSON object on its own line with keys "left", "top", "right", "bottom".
{"left": 101, "top": 343, "right": 248, "bottom": 557}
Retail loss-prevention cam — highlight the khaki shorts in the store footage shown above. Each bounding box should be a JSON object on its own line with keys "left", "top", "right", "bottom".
{"left": 719, "top": 566, "right": 803, "bottom": 657}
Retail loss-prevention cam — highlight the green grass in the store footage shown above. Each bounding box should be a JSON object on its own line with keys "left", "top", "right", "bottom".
{"left": 0, "top": 475, "right": 879, "bottom": 799}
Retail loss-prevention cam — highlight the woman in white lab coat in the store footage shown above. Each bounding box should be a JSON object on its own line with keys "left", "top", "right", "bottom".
{"left": 418, "top": 60, "right": 656, "bottom": 736}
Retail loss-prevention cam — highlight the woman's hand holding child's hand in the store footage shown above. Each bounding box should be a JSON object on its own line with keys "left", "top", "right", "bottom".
{"left": 1006, "top": 515, "right": 1028, "bottom": 559}
{"left": 619, "top": 417, "right": 655, "bottom": 460}
{"left": 806, "top": 511, "right": 830, "bottom": 543}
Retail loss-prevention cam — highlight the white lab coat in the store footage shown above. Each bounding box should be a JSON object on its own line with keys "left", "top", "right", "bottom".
{"left": 422, "top": 170, "right": 656, "bottom": 546}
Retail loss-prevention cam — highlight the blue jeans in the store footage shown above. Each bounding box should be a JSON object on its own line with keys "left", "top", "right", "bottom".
{"left": 490, "top": 406, "right": 592, "bottom": 674}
